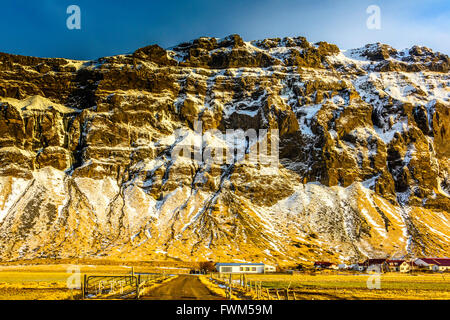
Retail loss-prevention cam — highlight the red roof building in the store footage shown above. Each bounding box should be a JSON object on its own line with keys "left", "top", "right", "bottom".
{"left": 415, "top": 258, "right": 450, "bottom": 267}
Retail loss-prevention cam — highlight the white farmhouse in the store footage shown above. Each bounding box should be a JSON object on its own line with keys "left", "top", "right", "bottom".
{"left": 400, "top": 261, "right": 414, "bottom": 273}
{"left": 215, "top": 263, "right": 276, "bottom": 274}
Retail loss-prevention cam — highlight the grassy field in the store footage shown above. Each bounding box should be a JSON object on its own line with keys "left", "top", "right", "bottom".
{"left": 0, "top": 264, "right": 448, "bottom": 300}
{"left": 0, "top": 264, "right": 188, "bottom": 300}
{"left": 230, "top": 272, "right": 450, "bottom": 300}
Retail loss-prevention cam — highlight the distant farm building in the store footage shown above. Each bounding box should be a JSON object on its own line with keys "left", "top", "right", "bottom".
{"left": 314, "top": 261, "right": 334, "bottom": 269}
{"left": 337, "top": 264, "right": 348, "bottom": 270}
{"left": 414, "top": 258, "right": 450, "bottom": 272}
{"left": 360, "top": 258, "right": 388, "bottom": 272}
{"left": 386, "top": 260, "right": 405, "bottom": 272}
{"left": 348, "top": 263, "right": 364, "bottom": 271}
{"left": 215, "top": 263, "right": 276, "bottom": 274}
{"left": 336, "top": 258, "right": 450, "bottom": 273}
{"left": 400, "top": 261, "right": 415, "bottom": 273}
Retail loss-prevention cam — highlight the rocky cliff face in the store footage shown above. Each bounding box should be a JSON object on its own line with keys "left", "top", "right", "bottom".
{"left": 0, "top": 35, "right": 448, "bottom": 264}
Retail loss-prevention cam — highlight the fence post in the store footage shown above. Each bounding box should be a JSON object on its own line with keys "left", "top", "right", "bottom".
{"left": 228, "top": 276, "right": 232, "bottom": 300}
{"left": 276, "top": 289, "right": 280, "bottom": 300}
{"left": 266, "top": 288, "right": 270, "bottom": 300}
{"left": 83, "top": 274, "right": 87, "bottom": 299}
{"left": 285, "top": 289, "right": 289, "bottom": 300}
{"left": 136, "top": 275, "right": 140, "bottom": 299}
{"left": 293, "top": 291, "right": 297, "bottom": 300}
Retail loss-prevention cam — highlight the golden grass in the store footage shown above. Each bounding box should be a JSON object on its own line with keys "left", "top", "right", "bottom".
{"left": 0, "top": 258, "right": 197, "bottom": 268}
{"left": 199, "top": 276, "right": 241, "bottom": 300}
{"left": 0, "top": 281, "right": 78, "bottom": 300}
{"left": 232, "top": 272, "right": 450, "bottom": 300}
{"left": 0, "top": 264, "right": 187, "bottom": 276}
{"left": 0, "top": 264, "right": 183, "bottom": 300}
{"left": 1, "top": 264, "right": 448, "bottom": 300}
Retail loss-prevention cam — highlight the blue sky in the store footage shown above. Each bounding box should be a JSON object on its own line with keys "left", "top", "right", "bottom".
{"left": 0, "top": 0, "right": 449, "bottom": 59}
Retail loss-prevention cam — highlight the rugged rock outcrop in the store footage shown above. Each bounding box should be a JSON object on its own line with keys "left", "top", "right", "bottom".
{"left": 0, "top": 35, "right": 448, "bottom": 264}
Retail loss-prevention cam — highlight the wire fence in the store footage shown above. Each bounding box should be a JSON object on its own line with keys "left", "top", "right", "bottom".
{"left": 82, "top": 272, "right": 171, "bottom": 299}
{"left": 209, "top": 273, "right": 298, "bottom": 300}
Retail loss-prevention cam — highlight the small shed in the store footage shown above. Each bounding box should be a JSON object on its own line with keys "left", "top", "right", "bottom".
{"left": 337, "top": 264, "right": 348, "bottom": 270}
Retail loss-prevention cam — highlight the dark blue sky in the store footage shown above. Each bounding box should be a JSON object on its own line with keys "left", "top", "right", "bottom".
{"left": 1, "top": 0, "right": 449, "bottom": 60}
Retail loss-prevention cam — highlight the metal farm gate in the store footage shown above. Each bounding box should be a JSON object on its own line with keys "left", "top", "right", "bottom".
{"left": 83, "top": 275, "right": 140, "bottom": 299}
{"left": 82, "top": 273, "right": 169, "bottom": 299}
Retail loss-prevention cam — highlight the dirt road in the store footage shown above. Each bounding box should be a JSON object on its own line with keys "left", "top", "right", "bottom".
{"left": 141, "top": 275, "right": 225, "bottom": 300}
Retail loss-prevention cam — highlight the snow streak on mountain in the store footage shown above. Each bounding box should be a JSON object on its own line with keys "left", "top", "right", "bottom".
{"left": 0, "top": 35, "right": 449, "bottom": 264}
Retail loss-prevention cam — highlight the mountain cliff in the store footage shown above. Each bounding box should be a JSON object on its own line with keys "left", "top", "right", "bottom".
{"left": 0, "top": 35, "right": 449, "bottom": 265}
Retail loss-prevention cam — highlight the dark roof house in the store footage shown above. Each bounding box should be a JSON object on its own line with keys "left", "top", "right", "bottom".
{"left": 314, "top": 261, "right": 333, "bottom": 268}
{"left": 386, "top": 260, "right": 405, "bottom": 266}
{"left": 360, "top": 258, "right": 387, "bottom": 266}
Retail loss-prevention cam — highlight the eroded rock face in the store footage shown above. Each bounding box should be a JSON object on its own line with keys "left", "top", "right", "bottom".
{"left": 0, "top": 35, "right": 448, "bottom": 264}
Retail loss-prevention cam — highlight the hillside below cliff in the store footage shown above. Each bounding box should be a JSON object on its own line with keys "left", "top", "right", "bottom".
{"left": 0, "top": 35, "right": 449, "bottom": 265}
